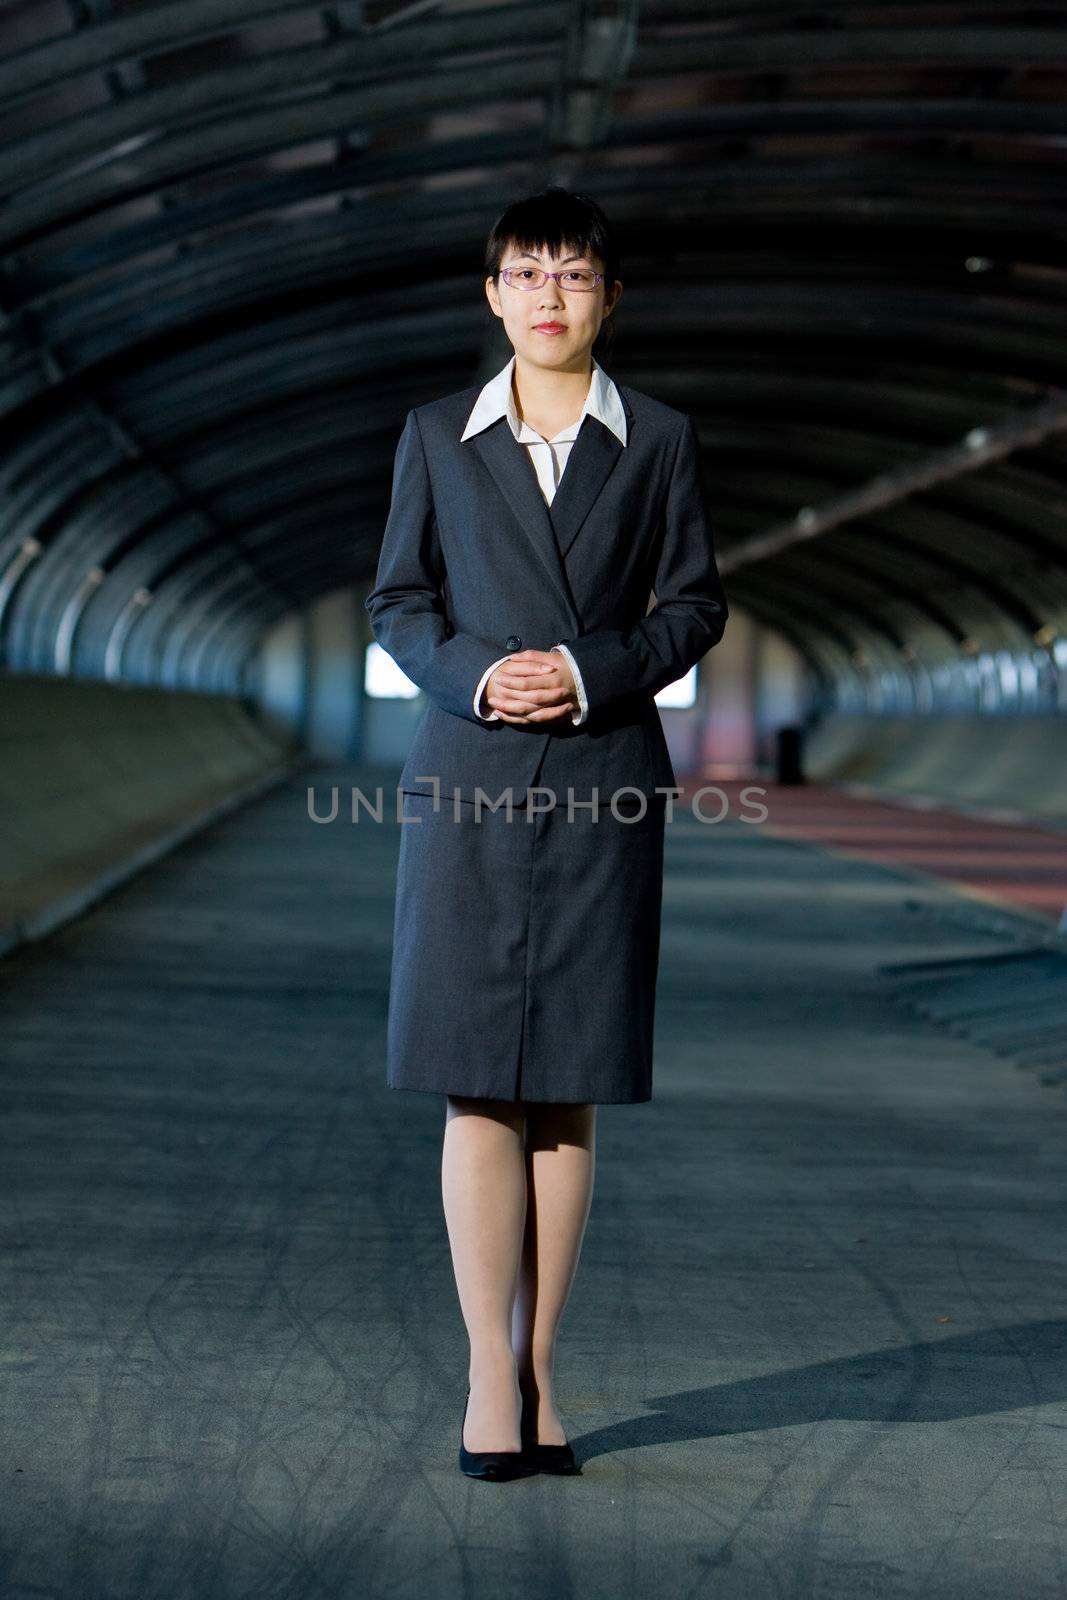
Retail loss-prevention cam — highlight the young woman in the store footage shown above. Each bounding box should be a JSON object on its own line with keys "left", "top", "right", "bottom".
{"left": 364, "top": 188, "right": 728, "bottom": 1481}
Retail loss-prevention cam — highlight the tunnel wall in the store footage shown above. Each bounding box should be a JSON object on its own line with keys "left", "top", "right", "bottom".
{"left": 255, "top": 587, "right": 367, "bottom": 760}
{"left": 804, "top": 713, "right": 1067, "bottom": 823}
{"left": 0, "top": 672, "right": 307, "bottom": 957}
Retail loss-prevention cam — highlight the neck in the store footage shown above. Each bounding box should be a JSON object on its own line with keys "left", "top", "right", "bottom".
{"left": 511, "top": 353, "right": 593, "bottom": 423}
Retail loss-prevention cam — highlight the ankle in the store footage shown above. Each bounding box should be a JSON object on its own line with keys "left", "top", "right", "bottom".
{"left": 516, "top": 1351, "right": 556, "bottom": 1390}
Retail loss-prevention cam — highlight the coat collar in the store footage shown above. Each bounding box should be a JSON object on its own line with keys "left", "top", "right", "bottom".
{"left": 459, "top": 356, "right": 634, "bottom": 627}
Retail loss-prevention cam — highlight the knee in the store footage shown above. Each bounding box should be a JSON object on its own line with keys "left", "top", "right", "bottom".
{"left": 446, "top": 1094, "right": 526, "bottom": 1132}
{"left": 524, "top": 1101, "right": 596, "bottom": 1142}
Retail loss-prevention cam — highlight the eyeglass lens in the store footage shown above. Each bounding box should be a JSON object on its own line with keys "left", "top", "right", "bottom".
{"left": 502, "top": 268, "right": 599, "bottom": 290}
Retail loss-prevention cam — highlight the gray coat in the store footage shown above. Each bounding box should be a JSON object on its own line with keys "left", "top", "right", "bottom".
{"left": 363, "top": 375, "right": 729, "bottom": 1103}
{"left": 364, "top": 380, "right": 728, "bottom": 807}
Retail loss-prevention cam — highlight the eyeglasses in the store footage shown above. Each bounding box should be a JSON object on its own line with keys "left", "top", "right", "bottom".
{"left": 500, "top": 267, "right": 603, "bottom": 292}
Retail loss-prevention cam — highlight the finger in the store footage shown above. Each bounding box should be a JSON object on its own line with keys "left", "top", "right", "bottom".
{"left": 492, "top": 678, "right": 563, "bottom": 697}
{"left": 495, "top": 703, "right": 574, "bottom": 724}
{"left": 514, "top": 707, "right": 572, "bottom": 723}
{"left": 489, "top": 700, "right": 545, "bottom": 717}
{"left": 491, "top": 679, "right": 561, "bottom": 699}
{"left": 488, "top": 691, "right": 567, "bottom": 713}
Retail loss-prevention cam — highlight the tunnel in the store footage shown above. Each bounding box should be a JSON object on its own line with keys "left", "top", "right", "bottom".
{"left": 2, "top": 4, "right": 1066, "bottom": 1596}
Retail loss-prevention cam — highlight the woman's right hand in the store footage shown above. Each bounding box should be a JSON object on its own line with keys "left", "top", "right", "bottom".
{"left": 482, "top": 651, "right": 578, "bottom": 724}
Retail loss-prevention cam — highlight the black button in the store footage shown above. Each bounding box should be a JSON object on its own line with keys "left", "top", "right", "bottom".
{"left": 505, "top": 634, "right": 521, "bottom": 650}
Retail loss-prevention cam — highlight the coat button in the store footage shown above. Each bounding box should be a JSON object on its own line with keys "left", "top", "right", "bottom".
{"left": 505, "top": 634, "right": 521, "bottom": 650}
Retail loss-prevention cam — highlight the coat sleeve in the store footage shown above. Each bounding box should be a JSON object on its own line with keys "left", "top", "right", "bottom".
{"left": 552, "top": 414, "right": 728, "bottom": 717}
{"left": 363, "top": 409, "right": 511, "bottom": 724}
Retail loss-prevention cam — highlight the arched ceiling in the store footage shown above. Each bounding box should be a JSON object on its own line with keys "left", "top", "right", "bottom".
{"left": 1, "top": 0, "right": 1065, "bottom": 701}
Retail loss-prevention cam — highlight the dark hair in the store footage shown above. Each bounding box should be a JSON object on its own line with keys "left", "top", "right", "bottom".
{"left": 484, "top": 186, "right": 620, "bottom": 360}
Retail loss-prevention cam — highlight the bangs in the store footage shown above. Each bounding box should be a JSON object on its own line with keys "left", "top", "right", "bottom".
{"left": 499, "top": 227, "right": 595, "bottom": 265}
{"left": 485, "top": 187, "right": 619, "bottom": 286}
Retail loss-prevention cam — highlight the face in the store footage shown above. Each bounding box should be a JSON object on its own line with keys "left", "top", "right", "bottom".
{"left": 485, "top": 240, "right": 623, "bottom": 369}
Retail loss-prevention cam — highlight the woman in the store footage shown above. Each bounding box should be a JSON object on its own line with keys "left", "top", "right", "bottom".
{"left": 364, "top": 188, "right": 728, "bottom": 1481}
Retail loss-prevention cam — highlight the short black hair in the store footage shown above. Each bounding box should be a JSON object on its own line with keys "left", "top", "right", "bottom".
{"left": 484, "top": 186, "right": 620, "bottom": 357}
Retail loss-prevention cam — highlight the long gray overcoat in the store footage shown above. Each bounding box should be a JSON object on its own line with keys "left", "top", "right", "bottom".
{"left": 364, "top": 374, "right": 728, "bottom": 1103}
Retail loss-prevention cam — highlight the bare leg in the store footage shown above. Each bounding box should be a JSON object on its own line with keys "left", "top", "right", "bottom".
{"left": 511, "top": 1102, "right": 597, "bottom": 1445}
{"left": 442, "top": 1095, "right": 527, "bottom": 1451}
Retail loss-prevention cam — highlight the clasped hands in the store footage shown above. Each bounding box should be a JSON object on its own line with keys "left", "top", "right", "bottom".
{"left": 480, "top": 649, "right": 578, "bottom": 725}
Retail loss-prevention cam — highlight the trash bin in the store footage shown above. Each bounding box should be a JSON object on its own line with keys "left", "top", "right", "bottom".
{"left": 776, "top": 725, "right": 804, "bottom": 785}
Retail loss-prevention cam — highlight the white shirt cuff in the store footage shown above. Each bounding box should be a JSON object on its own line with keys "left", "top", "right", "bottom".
{"left": 473, "top": 654, "right": 513, "bottom": 720}
{"left": 551, "top": 643, "right": 588, "bottom": 725}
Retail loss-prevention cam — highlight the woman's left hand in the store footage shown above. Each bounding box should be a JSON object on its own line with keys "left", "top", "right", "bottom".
{"left": 484, "top": 649, "right": 578, "bottom": 724}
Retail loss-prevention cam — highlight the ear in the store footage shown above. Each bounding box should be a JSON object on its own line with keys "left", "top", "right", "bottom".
{"left": 484, "top": 277, "right": 503, "bottom": 317}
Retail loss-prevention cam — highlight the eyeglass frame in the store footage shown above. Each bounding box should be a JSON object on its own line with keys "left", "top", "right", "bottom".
{"left": 499, "top": 265, "right": 604, "bottom": 292}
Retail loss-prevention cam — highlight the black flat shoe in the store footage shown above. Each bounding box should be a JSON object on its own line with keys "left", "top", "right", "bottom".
{"left": 458, "top": 1389, "right": 535, "bottom": 1481}
{"left": 520, "top": 1437, "right": 580, "bottom": 1474}
{"left": 519, "top": 1396, "right": 581, "bottom": 1474}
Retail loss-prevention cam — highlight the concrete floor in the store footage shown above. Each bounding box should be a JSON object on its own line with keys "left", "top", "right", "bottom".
{"left": 2, "top": 761, "right": 1066, "bottom": 1600}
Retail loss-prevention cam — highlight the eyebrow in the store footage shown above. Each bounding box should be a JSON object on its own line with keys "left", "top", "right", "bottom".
{"left": 512, "top": 252, "right": 590, "bottom": 264}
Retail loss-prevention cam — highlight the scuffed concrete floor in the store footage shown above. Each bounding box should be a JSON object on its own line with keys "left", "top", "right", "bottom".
{"left": 2, "top": 761, "right": 1065, "bottom": 1600}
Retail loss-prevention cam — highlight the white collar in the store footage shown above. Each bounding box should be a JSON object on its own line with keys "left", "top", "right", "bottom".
{"left": 460, "top": 353, "right": 627, "bottom": 447}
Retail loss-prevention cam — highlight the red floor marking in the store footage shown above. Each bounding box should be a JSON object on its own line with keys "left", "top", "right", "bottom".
{"left": 674, "top": 776, "right": 1067, "bottom": 925}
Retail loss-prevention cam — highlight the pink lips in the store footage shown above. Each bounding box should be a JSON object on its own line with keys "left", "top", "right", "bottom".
{"left": 534, "top": 323, "right": 566, "bottom": 333}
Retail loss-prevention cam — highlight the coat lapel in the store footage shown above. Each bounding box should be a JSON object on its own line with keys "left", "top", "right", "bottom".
{"left": 547, "top": 404, "right": 629, "bottom": 561}
{"left": 466, "top": 389, "right": 634, "bottom": 624}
